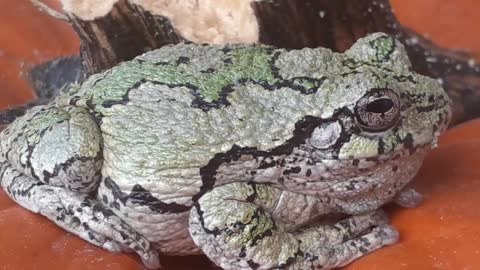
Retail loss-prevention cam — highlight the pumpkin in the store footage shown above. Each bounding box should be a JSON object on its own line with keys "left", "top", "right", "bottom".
{"left": 1, "top": 1, "right": 480, "bottom": 269}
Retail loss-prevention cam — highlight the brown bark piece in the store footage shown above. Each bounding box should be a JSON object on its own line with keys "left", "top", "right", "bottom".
{"left": 68, "top": 0, "right": 184, "bottom": 75}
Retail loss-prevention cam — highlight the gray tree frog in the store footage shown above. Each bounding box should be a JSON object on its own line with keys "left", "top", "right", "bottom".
{"left": 0, "top": 33, "right": 451, "bottom": 269}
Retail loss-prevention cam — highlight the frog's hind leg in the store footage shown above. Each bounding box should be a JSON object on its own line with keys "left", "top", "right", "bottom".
{"left": 0, "top": 105, "right": 159, "bottom": 269}
{"left": 189, "top": 182, "right": 399, "bottom": 270}
{"left": 0, "top": 166, "right": 159, "bottom": 268}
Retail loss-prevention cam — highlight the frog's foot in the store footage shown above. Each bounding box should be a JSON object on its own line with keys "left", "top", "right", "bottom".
{"left": 393, "top": 187, "right": 423, "bottom": 208}
{"left": 305, "top": 224, "right": 399, "bottom": 269}
{"left": 295, "top": 209, "right": 398, "bottom": 268}
{"left": 307, "top": 209, "right": 390, "bottom": 245}
{"left": 0, "top": 163, "right": 160, "bottom": 269}
{"left": 189, "top": 182, "right": 398, "bottom": 270}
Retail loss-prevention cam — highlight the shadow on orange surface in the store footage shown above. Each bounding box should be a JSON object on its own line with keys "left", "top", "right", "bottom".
{"left": 0, "top": 0, "right": 78, "bottom": 109}
{"left": 1, "top": 0, "right": 480, "bottom": 269}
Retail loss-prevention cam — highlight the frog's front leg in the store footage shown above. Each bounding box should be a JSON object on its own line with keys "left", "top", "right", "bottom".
{"left": 0, "top": 105, "right": 159, "bottom": 269}
{"left": 189, "top": 182, "right": 398, "bottom": 270}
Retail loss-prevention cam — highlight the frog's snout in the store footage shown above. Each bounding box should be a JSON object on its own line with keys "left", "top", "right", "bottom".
{"left": 439, "top": 89, "right": 453, "bottom": 131}
{"left": 431, "top": 87, "right": 452, "bottom": 144}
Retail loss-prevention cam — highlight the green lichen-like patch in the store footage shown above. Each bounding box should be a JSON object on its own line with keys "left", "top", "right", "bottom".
{"left": 83, "top": 45, "right": 279, "bottom": 109}
{"left": 369, "top": 35, "right": 395, "bottom": 62}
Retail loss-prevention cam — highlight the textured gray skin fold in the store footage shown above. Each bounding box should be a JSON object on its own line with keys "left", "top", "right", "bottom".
{"left": 0, "top": 33, "right": 451, "bottom": 269}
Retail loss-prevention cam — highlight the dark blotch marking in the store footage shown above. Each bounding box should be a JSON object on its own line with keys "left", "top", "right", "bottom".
{"left": 247, "top": 260, "right": 260, "bottom": 270}
{"left": 239, "top": 247, "right": 247, "bottom": 258}
{"left": 378, "top": 138, "right": 385, "bottom": 155}
{"left": 402, "top": 133, "right": 415, "bottom": 154}
{"left": 190, "top": 76, "right": 326, "bottom": 112}
{"left": 55, "top": 207, "right": 66, "bottom": 222}
{"left": 194, "top": 115, "right": 334, "bottom": 201}
{"left": 101, "top": 79, "right": 198, "bottom": 111}
{"left": 393, "top": 75, "right": 417, "bottom": 84}
{"left": 104, "top": 177, "right": 191, "bottom": 214}
{"left": 352, "top": 159, "right": 360, "bottom": 166}
{"left": 176, "top": 56, "right": 190, "bottom": 65}
{"left": 191, "top": 83, "right": 235, "bottom": 111}
{"left": 200, "top": 67, "right": 216, "bottom": 74}
{"left": 258, "top": 157, "right": 277, "bottom": 169}
{"left": 245, "top": 182, "right": 258, "bottom": 203}
{"left": 193, "top": 109, "right": 355, "bottom": 202}
{"left": 283, "top": 166, "right": 301, "bottom": 175}
{"left": 268, "top": 50, "right": 282, "bottom": 79}
{"left": 42, "top": 152, "right": 102, "bottom": 188}
{"left": 194, "top": 203, "right": 221, "bottom": 236}
{"left": 416, "top": 104, "right": 436, "bottom": 113}
{"left": 277, "top": 248, "right": 304, "bottom": 268}
{"left": 305, "top": 252, "right": 319, "bottom": 262}
{"left": 6, "top": 174, "right": 43, "bottom": 199}
{"left": 109, "top": 201, "right": 121, "bottom": 210}
{"left": 365, "top": 157, "right": 379, "bottom": 163}
{"left": 88, "top": 232, "right": 97, "bottom": 241}
{"left": 359, "top": 246, "right": 369, "bottom": 254}
{"left": 249, "top": 228, "right": 274, "bottom": 247}
{"left": 92, "top": 45, "right": 328, "bottom": 112}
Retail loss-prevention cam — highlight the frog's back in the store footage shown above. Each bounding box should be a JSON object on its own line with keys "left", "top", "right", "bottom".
{"left": 62, "top": 43, "right": 339, "bottom": 199}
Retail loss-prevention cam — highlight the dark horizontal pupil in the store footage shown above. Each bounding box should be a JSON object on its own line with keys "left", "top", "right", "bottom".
{"left": 366, "top": 98, "right": 394, "bottom": 113}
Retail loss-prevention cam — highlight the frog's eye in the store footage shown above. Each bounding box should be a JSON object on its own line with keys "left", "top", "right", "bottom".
{"left": 355, "top": 88, "right": 400, "bottom": 132}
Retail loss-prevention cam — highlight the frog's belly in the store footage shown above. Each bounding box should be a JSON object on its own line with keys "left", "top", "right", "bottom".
{"left": 96, "top": 130, "right": 205, "bottom": 254}
{"left": 96, "top": 109, "right": 210, "bottom": 254}
{"left": 97, "top": 177, "right": 202, "bottom": 255}
{"left": 94, "top": 97, "right": 214, "bottom": 253}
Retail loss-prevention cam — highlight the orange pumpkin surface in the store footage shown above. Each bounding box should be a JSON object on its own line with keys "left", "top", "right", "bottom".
{"left": 1, "top": 1, "right": 480, "bottom": 269}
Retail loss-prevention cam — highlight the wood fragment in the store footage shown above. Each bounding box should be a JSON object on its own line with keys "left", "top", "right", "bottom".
{"left": 30, "top": 0, "right": 69, "bottom": 21}
{"left": 67, "top": 0, "right": 185, "bottom": 75}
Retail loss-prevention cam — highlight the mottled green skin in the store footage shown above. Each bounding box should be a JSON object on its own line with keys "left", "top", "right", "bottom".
{"left": 63, "top": 34, "right": 447, "bottom": 167}
{"left": 0, "top": 33, "right": 451, "bottom": 269}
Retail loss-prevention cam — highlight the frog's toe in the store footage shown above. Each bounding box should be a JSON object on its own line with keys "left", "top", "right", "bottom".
{"left": 1, "top": 166, "right": 161, "bottom": 269}
{"left": 102, "top": 240, "right": 129, "bottom": 252}
{"left": 370, "top": 208, "right": 389, "bottom": 225}
{"left": 95, "top": 230, "right": 160, "bottom": 269}
{"left": 373, "top": 224, "right": 400, "bottom": 245}
{"left": 140, "top": 250, "right": 161, "bottom": 270}
{"left": 394, "top": 187, "right": 423, "bottom": 208}
{"left": 320, "top": 224, "right": 400, "bottom": 268}
{"left": 319, "top": 209, "right": 391, "bottom": 245}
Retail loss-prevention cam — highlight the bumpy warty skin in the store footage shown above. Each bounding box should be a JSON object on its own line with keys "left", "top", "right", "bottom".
{"left": 0, "top": 33, "right": 451, "bottom": 269}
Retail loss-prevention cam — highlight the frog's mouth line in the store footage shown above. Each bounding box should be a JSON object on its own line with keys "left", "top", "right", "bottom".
{"left": 362, "top": 143, "right": 430, "bottom": 162}
{"left": 316, "top": 143, "right": 431, "bottom": 164}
